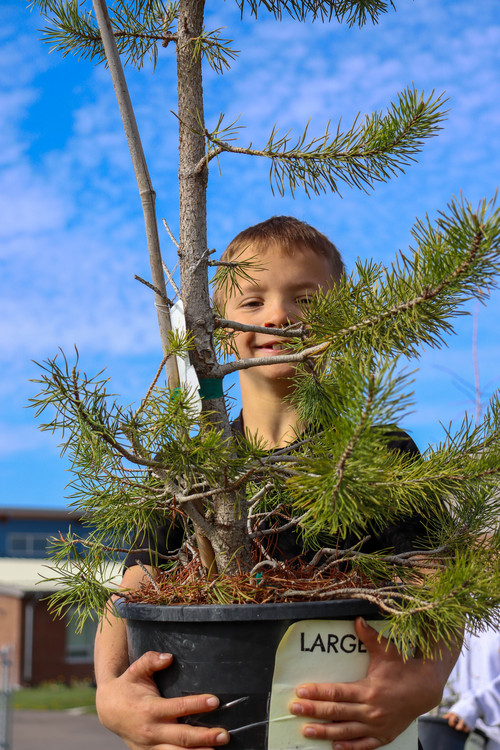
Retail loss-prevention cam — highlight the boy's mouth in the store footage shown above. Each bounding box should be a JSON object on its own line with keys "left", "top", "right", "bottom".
{"left": 255, "top": 342, "right": 287, "bottom": 354}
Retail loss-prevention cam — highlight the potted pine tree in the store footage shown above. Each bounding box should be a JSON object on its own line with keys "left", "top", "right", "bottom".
{"left": 30, "top": 1, "right": 500, "bottom": 748}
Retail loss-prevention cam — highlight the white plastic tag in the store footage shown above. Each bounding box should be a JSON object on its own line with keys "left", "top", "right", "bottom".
{"left": 267, "top": 619, "right": 417, "bottom": 750}
{"left": 169, "top": 300, "right": 202, "bottom": 415}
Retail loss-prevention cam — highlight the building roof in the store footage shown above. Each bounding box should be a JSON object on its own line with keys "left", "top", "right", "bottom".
{"left": 0, "top": 557, "right": 122, "bottom": 596}
{"left": 0, "top": 507, "right": 84, "bottom": 522}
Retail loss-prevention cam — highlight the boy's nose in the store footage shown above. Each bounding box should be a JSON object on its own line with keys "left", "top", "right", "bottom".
{"left": 264, "top": 302, "right": 295, "bottom": 328}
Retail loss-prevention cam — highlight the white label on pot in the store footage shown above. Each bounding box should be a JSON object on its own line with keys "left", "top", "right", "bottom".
{"left": 169, "top": 300, "right": 202, "bottom": 415}
{"left": 267, "top": 620, "right": 417, "bottom": 750}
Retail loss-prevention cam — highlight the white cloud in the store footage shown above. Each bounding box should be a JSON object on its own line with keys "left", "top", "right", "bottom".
{"left": 0, "top": 164, "right": 69, "bottom": 237}
{"left": 0, "top": 422, "right": 48, "bottom": 455}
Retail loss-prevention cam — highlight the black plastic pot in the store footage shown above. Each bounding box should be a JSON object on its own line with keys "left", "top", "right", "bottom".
{"left": 418, "top": 716, "right": 468, "bottom": 750}
{"left": 118, "top": 598, "right": 384, "bottom": 750}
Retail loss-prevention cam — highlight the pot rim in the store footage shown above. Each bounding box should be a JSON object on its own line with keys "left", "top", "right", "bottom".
{"left": 115, "top": 597, "right": 383, "bottom": 622}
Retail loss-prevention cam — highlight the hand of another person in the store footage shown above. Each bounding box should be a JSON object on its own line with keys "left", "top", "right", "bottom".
{"left": 289, "top": 616, "right": 454, "bottom": 750}
{"left": 96, "top": 650, "right": 230, "bottom": 750}
{"left": 443, "top": 711, "right": 471, "bottom": 733}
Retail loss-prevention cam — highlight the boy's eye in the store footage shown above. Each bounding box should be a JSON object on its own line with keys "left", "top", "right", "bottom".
{"left": 241, "top": 300, "right": 262, "bottom": 308}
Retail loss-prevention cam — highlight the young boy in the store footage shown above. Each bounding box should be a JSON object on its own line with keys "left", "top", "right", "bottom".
{"left": 94, "top": 216, "right": 460, "bottom": 750}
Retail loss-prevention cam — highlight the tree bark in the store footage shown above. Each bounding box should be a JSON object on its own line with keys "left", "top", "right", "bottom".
{"left": 176, "top": 0, "right": 252, "bottom": 573}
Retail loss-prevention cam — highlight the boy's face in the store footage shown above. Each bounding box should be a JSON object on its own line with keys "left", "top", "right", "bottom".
{"left": 224, "top": 245, "right": 337, "bottom": 385}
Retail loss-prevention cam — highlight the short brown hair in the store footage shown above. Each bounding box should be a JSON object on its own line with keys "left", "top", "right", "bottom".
{"left": 213, "top": 216, "right": 344, "bottom": 309}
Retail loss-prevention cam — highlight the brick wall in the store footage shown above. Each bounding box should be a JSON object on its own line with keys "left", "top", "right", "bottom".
{"left": 0, "top": 593, "right": 95, "bottom": 686}
{"left": 30, "top": 598, "right": 95, "bottom": 685}
{"left": 0, "top": 594, "right": 23, "bottom": 685}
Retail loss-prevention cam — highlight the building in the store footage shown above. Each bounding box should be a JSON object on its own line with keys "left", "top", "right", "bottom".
{"left": 0, "top": 508, "right": 120, "bottom": 686}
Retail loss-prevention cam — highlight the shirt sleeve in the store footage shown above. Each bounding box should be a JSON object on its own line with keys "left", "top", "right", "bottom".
{"left": 450, "top": 673, "right": 500, "bottom": 730}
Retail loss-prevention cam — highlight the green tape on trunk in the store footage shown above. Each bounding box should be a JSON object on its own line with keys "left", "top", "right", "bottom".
{"left": 198, "top": 378, "right": 224, "bottom": 400}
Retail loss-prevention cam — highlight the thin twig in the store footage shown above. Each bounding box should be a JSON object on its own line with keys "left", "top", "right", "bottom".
{"left": 134, "top": 274, "right": 173, "bottom": 306}
{"left": 307, "top": 537, "right": 371, "bottom": 572}
{"left": 162, "top": 218, "right": 180, "bottom": 249}
{"left": 250, "top": 560, "right": 280, "bottom": 576}
{"left": 254, "top": 539, "right": 286, "bottom": 566}
{"left": 249, "top": 504, "right": 288, "bottom": 534}
{"left": 190, "top": 247, "right": 211, "bottom": 275}
{"left": 250, "top": 513, "right": 308, "bottom": 538}
{"left": 162, "top": 262, "right": 181, "bottom": 299}
{"left": 208, "top": 260, "right": 243, "bottom": 268}
{"left": 175, "top": 486, "right": 227, "bottom": 504}
{"left": 135, "top": 560, "right": 161, "bottom": 594}
{"left": 247, "top": 483, "right": 274, "bottom": 509}
{"left": 246, "top": 485, "right": 274, "bottom": 534}
{"left": 473, "top": 301, "right": 482, "bottom": 424}
{"left": 69, "top": 388, "right": 167, "bottom": 470}
{"left": 269, "top": 434, "right": 318, "bottom": 456}
{"left": 133, "top": 354, "right": 170, "bottom": 419}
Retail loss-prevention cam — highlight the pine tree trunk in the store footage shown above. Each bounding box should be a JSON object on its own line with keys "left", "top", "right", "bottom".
{"left": 176, "top": 0, "right": 252, "bottom": 573}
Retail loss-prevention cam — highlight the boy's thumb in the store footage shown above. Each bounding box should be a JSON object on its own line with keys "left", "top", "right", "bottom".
{"left": 354, "top": 616, "right": 384, "bottom": 653}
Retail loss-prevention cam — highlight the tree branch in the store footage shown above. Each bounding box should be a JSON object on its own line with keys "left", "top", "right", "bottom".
{"left": 133, "top": 354, "right": 171, "bottom": 419}
{"left": 220, "top": 223, "right": 487, "bottom": 377}
{"left": 215, "top": 317, "right": 308, "bottom": 338}
{"left": 162, "top": 218, "right": 180, "bottom": 250}
{"left": 183, "top": 500, "right": 217, "bottom": 542}
{"left": 134, "top": 274, "right": 173, "bottom": 306}
{"left": 78, "top": 29, "right": 177, "bottom": 44}
{"left": 334, "top": 225, "right": 485, "bottom": 343}
{"left": 197, "top": 89, "right": 447, "bottom": 196}
{"left": 219, "top": 340, "right": 329, "bottom": 375}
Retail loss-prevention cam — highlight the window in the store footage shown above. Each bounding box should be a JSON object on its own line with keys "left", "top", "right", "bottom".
{"left": 7, "top": 533, "right": 48, "bottom": 557}
{"left": 65, "top": 610, "right": 97, "bottom": 663}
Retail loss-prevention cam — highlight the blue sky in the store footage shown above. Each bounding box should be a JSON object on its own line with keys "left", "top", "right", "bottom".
{"left": 1, "top": 0, "right": 499, "bottom": 509}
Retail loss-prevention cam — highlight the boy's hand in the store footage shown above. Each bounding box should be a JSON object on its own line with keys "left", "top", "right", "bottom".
{"left": 289, "top": 617, "right": 450, "bottom": 750}
{"left": 96, "top": 650, "right": 230, "bottom": 750}
{"left": 443, "top": 712, "right": 471, "bottom": 733}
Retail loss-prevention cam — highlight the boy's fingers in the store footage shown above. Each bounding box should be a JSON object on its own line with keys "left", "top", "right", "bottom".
{"left": 158, "top": 693, "right": 222, "bottom": 719}
{"left": 125, "top": 653, "right": 222, "bottom": 712}
{"left": 127, "top": 650, "right": 174, "bottom": 680}
{"left": 444, "top": 712, "right": 470, "bottom": 732}
{"left": 301, "top": 721, "right": 383, "bottom": 749}
{"left": 126, "top": 695, "right": 229, "bottom": 749}
{"left": 295, "top": 681, "right": 364, "bottom": 704}
{"left": 290, "top": 698, "right": 365, "bottom": 722}
{"left": 152, "top": 724, "right": 230, "bottom": 748}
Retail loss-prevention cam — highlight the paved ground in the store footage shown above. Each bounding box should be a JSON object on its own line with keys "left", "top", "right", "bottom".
{"left": 11, "top": 709, "right": 126, "bottom": 750}
{"left": 8, "top": 710, "right": 490, "bottom": 750}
